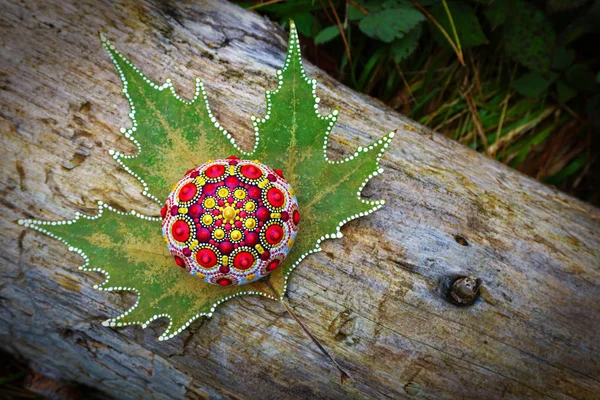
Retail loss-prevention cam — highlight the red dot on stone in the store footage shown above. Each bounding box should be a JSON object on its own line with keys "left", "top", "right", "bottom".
{"left": 266, "top": 259, "right": 280, "bottom": 271}
{"left": 293, "top": 210, "right": 301, "bottom": 225}
{"left": 267, "top": 174, "right": 276, "bottom": 182}
{"left": 217, "top": 277, "right": 232, "bottom": 286}
{"left": 233, "top": 251, "right": 254, "bottom": 270}
{"left": 274, "top": 169, "right": 284, "bottom": 178}
{"left": 265, "top": 224, "right": 284, "bottom": 245}
{"left": 241, "top": 165, "right": 262, "bottom": 179}
{"left": 179, "top": 183, "right": 197, "bottom": 202}
{"left": 235, "top": 220, "right": 242, "bottom": 228}
{"left": 260, "top": 251, "right": 270, "bottom": 261}
{"left": 203, "top": 183, "right": 217, "bottom": 195}
{"left": 196, "top": 248, "right": 217, "bottom": 268}
{"left": 281, "top": 211, "right": 289, "bottom": 222}
{"left": 248, "top": 186, "right": 261, "bottom": 199}
{"left": 190, "top": 170, "right": 200, "bottom": 178}
{"left": 267, "top": 187, "right": 284, "bottom": 207}
{"left": 225, "top": 176, "right": 239, "bottom": 188}
{"left": 183, "top": 248, "right": 192, "bottom": 257}
{"left": 160, "top": 205, "right": 167, "bottom": 219}
{"left": 206, "top": 164, "right": 225, "bottom": 178}
{"left": 227, "top": 155, "right": 240, "bottom": 160}
{"left": 174, "top": 256, "right": 185, "bottom": 268}
{"left": 219, "top": 265, "right": 230, "bottom": 273}
{"left": 189, "top": 203, "right": 202, "bottom": 218}
{"left": 220, "top": 241, "right": 234, "bottom": 255}
{"left": 256, "top": 207, "right": 270, "bottom": 221}
{"left": 170, "top": 206, "right": 179, "bottom": 216}
{"left": 246, "top": 232, "right": 259, "bottom": 246}
{"left": 196, "top": 228, "right": 211, "bottom": 242}
{"left": 172, "top": 220, "right": 190, "bottom": 242}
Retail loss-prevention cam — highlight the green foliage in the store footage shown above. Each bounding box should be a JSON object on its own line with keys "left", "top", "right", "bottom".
{"left": 512, "top": 72, "right": 557, "bottom": 97}
{"left": 26, "top": 25, "right": 393, "bottom": 340}
{"left": 429, "top": 1, "right": 487, "bottom": 49}
{"left": 243, "top": 0, "right": 600, "bottom": 202}
{"left": 503, "top": 1, "right": 556, "bottom": 73}
{"left": 392, "top": 25, "right": 422, "bottom": 62}
{"left": 315, "top": 25, "right": 339, "bottom": 44}
{"left": 359, "top": 5, "right": 425, "bottom": 43}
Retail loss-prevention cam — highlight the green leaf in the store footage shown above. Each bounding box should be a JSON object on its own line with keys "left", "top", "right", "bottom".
{"left": 483, "top": 0, "right": 509, "bottom": 30}
{"left": 21, "top": 205, "right": 273, "bottom": 341}
{"left": 314, "top": 25, "right": 340, "bottom": 45}
{"left": 557, "top": 80, "right": 577, "bottom": 103}
{"left": 552, "top": 46, "right": 575, "bottom": 70}
{"left": 101, "top": 35, "right": 240, "bottom": 204}
{"left": 250, "top": 26, "right": 394, "bottom": 294}
{"left": 566, "top": 64, "right": 597, "bottom": 93}
{"left": 290, "top": 11, "right": 318, "bottom": 38}
{"left": 359, "top": 5, "right": 425, "bottom": 42}
{"left": 559, "top": 0, "right": 600, "bottom": 45}
{"left": 392, "top": 25, "right": 422, "bottom": 62}
{"left": 503, "top": 1, "right": 556, "bottom": 73}
{"left": 511, "top": 72, "right": 557, "bottom": 97}
{"left": 23, "top": 25, "right": 394, "bottom": 340}
{"left": 429, "top": 1, "right": 487, "bottom": 49}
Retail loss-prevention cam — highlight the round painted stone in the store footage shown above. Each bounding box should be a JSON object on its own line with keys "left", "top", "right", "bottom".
{"left": 161, "top": 156, "right": 300, "bottom": 286}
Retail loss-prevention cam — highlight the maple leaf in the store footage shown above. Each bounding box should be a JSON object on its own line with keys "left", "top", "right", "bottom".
{"left": 20, "top": 23, "right": 394, "bottom": 340}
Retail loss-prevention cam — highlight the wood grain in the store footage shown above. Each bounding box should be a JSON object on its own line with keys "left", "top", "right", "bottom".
{"left": 1, "top": 0, "right": 599, "bottom": 399}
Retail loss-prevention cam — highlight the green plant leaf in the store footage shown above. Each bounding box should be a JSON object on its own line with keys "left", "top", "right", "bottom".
{"left": 289, "top": 11, "right": 318, "bottom": 37}
{"left": 552, "top": 46, "right": 575, "bottom": 70}
{"left": 566, "top": 64, "right": 597, "bottom": 93}
{"left": 359, "top": 5, "right": 425, "bottom": 42}
{"left": 21, "top": 205, "right": 274, "bottom": 341}
{"left": 249, "top": 27, "right": 394, "bottom": 295}
{"left": 483, "top": 0, "right": 509, "bottom": 30}
{"left": 429, "top": 1, "right": 487, "bottom": 49}
{"left": 511, "top": 72, "right": 557, "bottom": 97}
{"left": 314, "top": 25, "right": 340, "bottom": 45}
{"left": 503, "top": 1, "right": 556, "bottom": 73}
{"left": 557, "top": 80, "right": 577, "bottom": 103}
{"left": 559, "top": 0, "right": 600, "bottom": 45}
{"left": 392, "top": 25, "right": 422, "bottom": 62}
{"left": 22, "top": 24, "right": 394, "bottom": 340}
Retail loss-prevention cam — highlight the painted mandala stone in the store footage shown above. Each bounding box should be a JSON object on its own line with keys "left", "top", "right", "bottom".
{"left": 161, "top": 156, "right": 300, "bottom": 286}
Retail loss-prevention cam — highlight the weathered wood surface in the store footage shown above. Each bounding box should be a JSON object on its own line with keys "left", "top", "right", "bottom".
{"left": 1, "top": 0, "right": 599, "bottom": 399}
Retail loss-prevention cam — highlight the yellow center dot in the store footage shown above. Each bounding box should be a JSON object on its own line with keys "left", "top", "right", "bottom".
{"left": 234, "top": 189, "right": 246, "bottom": 200}
{"left": 217, "top": 187, "right": 229, "bottom": 198}
{"left": 214, "top": 228, "right": 225, "bottom": 240}
{"left": 202, "top": 214, "right": 213, "bottom": 225}
{"left": 245, "top": 218, "right": 256, "bottom": 229}
{"left": 244, "top": 201, "right": 256, "bottom": 211}
{"left": 230, "top": 230, "right": 242, "bottom": 241}
{"left": 204, "top": 198, "right": 215, "bottom": 208}
{"left": 222, "top": 206, "right": 236, "bottom": 220}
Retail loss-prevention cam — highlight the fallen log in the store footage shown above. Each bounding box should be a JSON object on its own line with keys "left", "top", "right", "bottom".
{"left": 1, "top": 0, "right": 599, "bottom": 398}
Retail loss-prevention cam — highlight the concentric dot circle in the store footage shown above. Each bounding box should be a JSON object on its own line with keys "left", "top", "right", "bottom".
{"left": 161, "top": 156, "right": 301, "bottom": 286}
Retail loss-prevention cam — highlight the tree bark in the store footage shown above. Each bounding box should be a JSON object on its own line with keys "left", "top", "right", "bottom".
{"left": 1, "top": 0, "right": 599, "bottom": 399}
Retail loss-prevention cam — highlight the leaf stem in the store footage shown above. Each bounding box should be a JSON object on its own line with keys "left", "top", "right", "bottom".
{"left": 266, "top": 279, "right": 351, "bottom": 384}
{"left": 411, "top": 1, "right": 464, "bottom": 65}
{"left": 247, "top": 0, "right": 283, "bottom": 10}
{"left": 327, "top": 0, "right": 353, "bottom": 64}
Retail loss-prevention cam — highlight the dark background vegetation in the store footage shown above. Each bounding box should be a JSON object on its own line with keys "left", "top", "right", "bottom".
{"left": 239, "top": 0, "right": 600, "bottom": 205}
